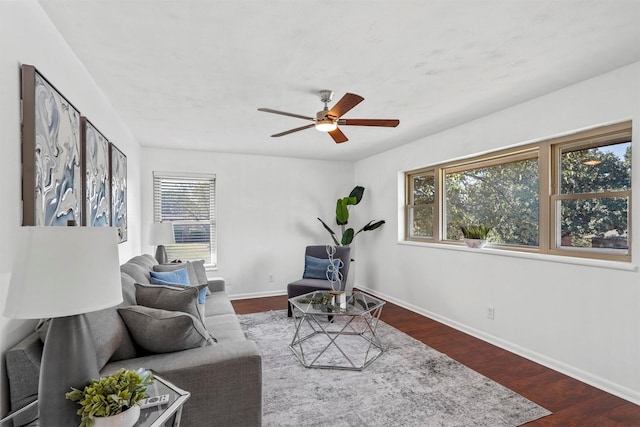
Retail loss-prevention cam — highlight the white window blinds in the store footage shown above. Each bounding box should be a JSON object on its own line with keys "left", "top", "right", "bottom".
{"left": 153, "top": 172, "right": 217, "bottom": 266}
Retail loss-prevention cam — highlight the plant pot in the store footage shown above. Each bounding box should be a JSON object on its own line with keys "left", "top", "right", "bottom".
{"left": 464, "top": 238, "right": 488, "bottom": 249}
{"left": 91, "top": 405, "right": 140, "bottom": 427}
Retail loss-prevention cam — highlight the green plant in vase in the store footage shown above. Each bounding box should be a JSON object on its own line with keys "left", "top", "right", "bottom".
{"left": 318, "top": 185, "right": 385, "bottom": 246}
{"left": 66, "top": 368, "right": 154, "bottom": 427}
{"left": 460, "top": 225, "right": 492, "bottom": 248}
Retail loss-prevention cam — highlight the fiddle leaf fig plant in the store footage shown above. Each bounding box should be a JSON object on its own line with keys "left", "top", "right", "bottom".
{"left": 318, "top": 185, "right": 385, "bottom": 246}
{"left": 66, "top": 368, "right": 154, "bottom": 427}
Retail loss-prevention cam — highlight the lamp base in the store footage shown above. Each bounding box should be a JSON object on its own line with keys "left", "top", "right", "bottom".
{"left": 155, "top": 245, "right": 168, "bottom": 264}
{"left": 39, "top": 314, "right": 99, "bottom": 426}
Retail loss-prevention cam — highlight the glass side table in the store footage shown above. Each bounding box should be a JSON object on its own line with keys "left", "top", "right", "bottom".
{"left": 0, "top": 373, "right": 189, "bottom": 427}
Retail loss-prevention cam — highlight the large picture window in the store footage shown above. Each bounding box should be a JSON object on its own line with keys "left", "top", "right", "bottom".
{"left": 153, "top": 172, "right": 217, "bottom": 266}
{"left": 553, "top": 137, "right": 631, "bottom": 256}
{"left": 405, "top": 121, "right": 632, "bottom": 262}
{"left": 444, "top": 152, "right": 539, "bottom": 247}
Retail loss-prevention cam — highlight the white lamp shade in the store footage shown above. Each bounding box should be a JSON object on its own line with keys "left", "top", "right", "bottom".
{"left": 149, "top": 222, "right": 175, "bottom": 245}
{"left": 4, "top": 226, "right": 123, "bottom": 319}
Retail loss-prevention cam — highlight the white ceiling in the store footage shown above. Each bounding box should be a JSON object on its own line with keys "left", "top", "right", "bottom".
{"left": 38, "top": 0, "right": 640, "bottom": 161}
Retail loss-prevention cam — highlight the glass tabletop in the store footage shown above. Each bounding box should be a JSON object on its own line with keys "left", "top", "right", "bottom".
{"left": 0, "top": 373, "right": 189, "bottom": 427}
{"left": 289, "top": 291, "right": 385, "bottom": 316}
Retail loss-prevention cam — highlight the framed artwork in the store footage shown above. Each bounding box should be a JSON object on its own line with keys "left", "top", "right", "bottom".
{"left": 21, "top": 64, "right": 82, "bottom": 226}
{"left": 110, "top": 143, "right": 127, "bottom": 243}
{"left": 81, "top": 117, "right": 111, "bottom": 227}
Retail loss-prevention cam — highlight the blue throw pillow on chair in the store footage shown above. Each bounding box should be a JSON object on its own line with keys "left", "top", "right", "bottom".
{"left": 303, "top": 255, "right": 341, "bottom": 281}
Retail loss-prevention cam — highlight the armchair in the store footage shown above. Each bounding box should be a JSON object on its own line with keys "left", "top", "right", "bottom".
{"left": 286, "top": 245, "right": 351, "bottom": 317}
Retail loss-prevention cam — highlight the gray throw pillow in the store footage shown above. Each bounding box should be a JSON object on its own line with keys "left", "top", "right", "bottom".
{"left": 134, "top": 283, "right": 207, "bottom": 323}
{"left": 118, "top": 305, "right": 213, "bottom": 354}
{"left": 191, "top": 260, "right": 208, "bottom": 284}
{"left": 36, "top": 306, "right": 137, "bottom": 369}
{"left": 191, "top": 259, "right": 212, "bottom": 296}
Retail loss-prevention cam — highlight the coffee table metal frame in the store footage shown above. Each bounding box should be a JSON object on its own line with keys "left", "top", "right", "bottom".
{"left": 288, "top": 291, "right": 386, "bottom": 371}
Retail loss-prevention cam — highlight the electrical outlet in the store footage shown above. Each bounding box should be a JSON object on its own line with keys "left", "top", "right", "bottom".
{"left": 487, "top": 306, "right": 495, "bottom": 320}
{"left": 268, "top": 274, "right": 275, "bottom": 283}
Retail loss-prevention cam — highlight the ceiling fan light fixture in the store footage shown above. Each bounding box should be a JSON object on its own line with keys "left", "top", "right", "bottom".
{"left": 315, "top": 119, "right": 337, "bottom": 132}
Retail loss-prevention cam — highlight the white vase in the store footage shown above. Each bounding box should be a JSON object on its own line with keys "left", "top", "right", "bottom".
{"left": 464, "top": 238, "right": 488, "bottom": 249}
{"left": 91, "top": 405, "right": 140, "bottom": 427}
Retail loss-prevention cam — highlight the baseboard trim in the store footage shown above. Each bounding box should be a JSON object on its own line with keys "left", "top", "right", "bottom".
{"left": 356, "top": 284, "right": 640, "bottom": 406}
{"left": 230, "top": 290, "right": 287, "bottom": 300}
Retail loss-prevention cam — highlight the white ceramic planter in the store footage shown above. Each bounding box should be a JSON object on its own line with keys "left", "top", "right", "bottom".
{"left": 91, "top": 405, "right": 140, "bottom": 427}
{"left": 464, "top": 238, "right": 488, "bottom": 249}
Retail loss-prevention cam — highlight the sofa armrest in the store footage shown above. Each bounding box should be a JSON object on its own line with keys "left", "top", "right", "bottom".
{"left": 207, "top": 277, "right": 225, "bottom": 293}
{"left": 101, "top": 340, "right": 262, "bottom": 426}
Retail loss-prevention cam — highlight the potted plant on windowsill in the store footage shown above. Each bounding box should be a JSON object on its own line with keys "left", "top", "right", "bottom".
{"left": 460, "top": 225, "right": 492, "bottom": 248}
{"left": 66, "top": 368, "right": 154, "bottom": 427}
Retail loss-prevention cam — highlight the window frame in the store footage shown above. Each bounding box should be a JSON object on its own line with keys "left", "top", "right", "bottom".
{"left": 405, "top": 121, "right": 632, "bottom": 262}
{"left": 153, "top": 171, "right": 218, "bottom": 267}
{"left": 406, "top": 169, "right": 438, "bottom": 239}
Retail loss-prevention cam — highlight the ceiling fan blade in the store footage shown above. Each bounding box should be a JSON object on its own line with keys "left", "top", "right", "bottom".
{"left": 258, "top": 108, "right": 314, "bottom": 121}
{"left": 271, "top": 123, "right": 315, "bottom": 137}
{"left": 328, "top": 127, "right": 349, "bottom": 144}
{"left": 327, "top": 93, "right": 364, "bottom": 119}
{"left": 338, "top": 118, "right": 400, "bottom": 127}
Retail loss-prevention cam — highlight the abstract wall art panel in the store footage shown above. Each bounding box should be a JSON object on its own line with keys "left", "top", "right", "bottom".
{"left": 21, "top": 65, "right": 82, "bottom": 226}
{"left": 81, "top": 117, "right": 111, "bottom": 227}
{"left": 110, "top": 143, "right": 127, "bottom": 243}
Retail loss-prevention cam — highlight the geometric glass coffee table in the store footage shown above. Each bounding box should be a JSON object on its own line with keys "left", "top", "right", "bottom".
{"left": 288, "top": 290, "right": 386, "bottom": 371}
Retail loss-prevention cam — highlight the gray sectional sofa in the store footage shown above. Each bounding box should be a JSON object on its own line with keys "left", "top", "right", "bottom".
{"left": 5, "top": 254, "right": 262, "bottom": 426}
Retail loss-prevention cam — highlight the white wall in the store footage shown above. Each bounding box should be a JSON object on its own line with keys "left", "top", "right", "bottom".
{"left": 354, "top": 62, "right": 640, "bottom": 404}
{"left": 140, "top": 148, "right": 353, "bottom": 298}
{"left": 0, "top": 1, "right": 142, "bottom": 414}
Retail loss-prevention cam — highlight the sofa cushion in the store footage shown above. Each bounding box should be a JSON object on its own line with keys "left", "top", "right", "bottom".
{"left": 191, "top": 260, "right": 208, "bottom": 284}
{"left": 204, "top": 313, "right": 247, "bottom": 343}
{"left": 135, "top": 283, "right": 207, "bottom": 323}
{"left": 149, "top": 268, "right": 207, "bottom": 304}
{"left": 126, "top": 254, "right": 158, "bottom": 271}
{"left": 118, "top": 305, "right": 213, "bottom": 353}
{"left": 120, "top": 262, "right": 151, "bottom": 284}
{"left": 36, "top": 305, "right": 137, "bottom": 369}
{"left": 149, "top": 278, "right": 208, "bottom": 305}
{"left": 204, "top": 291, "right": 236, "bottom": 316}
{"left": 120, "top": 272, "right": 137, "bottom": 305}
{"left": 150, "top": 268, "right": 190, "bottom": 285}
{"left": 153, "top": 262, "right": 199, "bottom": 287}
{"left": 155, "top": 260, "right": 213, "bottom": 296}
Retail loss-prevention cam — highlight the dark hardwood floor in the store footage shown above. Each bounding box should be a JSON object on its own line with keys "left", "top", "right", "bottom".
{"left": 232, "top": 294, "right": 640, "bottom": 426}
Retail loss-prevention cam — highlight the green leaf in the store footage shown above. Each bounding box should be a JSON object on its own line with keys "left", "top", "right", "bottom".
{"left": 336, "top": 198, "right": 349, "bottom": 225}
{"left": 341, "top": 228, "right": 354, "bottom": 245}
{"left": 362, "top": 219, "right": 385, "bottom": 231}
{"left": 336, "top": 196, "right": 358, "bottom": 225}
{"left": 349, "top": 186, "right": 365, "bottom": 204}
{"left": 317, "top": 218, "right": 340, "bottom": 246}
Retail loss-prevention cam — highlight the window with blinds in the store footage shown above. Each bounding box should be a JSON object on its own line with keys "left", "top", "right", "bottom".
{"left": 153, "top": 172, "right": 216, "bottom": 266}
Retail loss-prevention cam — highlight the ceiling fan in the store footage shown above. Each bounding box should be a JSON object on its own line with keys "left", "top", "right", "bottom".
{"left": 257, "top": 90, "right": 400, "bottom": 144}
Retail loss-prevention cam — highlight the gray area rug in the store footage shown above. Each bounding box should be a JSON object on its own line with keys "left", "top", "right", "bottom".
{"left": 239, "top": 310, "right": 551, "bottom": 427}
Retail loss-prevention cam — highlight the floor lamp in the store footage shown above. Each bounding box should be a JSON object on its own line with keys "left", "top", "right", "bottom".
{"left": 4, "top": 226, "right": 122, "bottom": 426}
{"left": 150, "top": 222, "right": 175, "bottom": 264}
